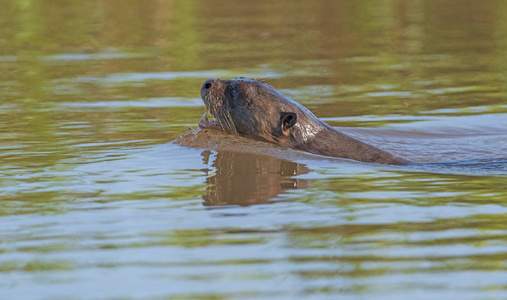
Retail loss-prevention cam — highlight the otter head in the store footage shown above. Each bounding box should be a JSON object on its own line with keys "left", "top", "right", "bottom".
{"left": 199, "top": 78, "right": 326, "bottom": 147}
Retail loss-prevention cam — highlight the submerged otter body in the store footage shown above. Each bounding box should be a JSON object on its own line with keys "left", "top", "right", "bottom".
{"left": 199, "top": 78, "right": 411, "bottom": 165}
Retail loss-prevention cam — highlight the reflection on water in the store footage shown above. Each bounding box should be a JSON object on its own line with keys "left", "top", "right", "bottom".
{"left": 201, "top": 150, "right": 309, "bottom": 206}
{"left": 1, "top": 0, "right": 507, "bottom": 299}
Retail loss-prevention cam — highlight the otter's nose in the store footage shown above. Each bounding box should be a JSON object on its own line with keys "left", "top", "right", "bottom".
{"left": 202, "top": 79, "right": 215, "bottom": 92}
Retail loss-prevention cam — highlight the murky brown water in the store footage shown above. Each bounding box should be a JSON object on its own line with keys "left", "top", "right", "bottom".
{"left": 1, "top": 1, "right": 506, "bottom": 299}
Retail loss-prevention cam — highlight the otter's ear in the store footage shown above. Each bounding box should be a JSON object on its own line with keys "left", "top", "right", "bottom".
{"left": 280, "top": 112, "right": 297, "bottom": 133}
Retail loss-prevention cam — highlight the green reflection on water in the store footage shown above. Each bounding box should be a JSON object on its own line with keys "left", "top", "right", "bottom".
{"left": 0, "top": 260, "right": 74, "bottom": 272}
{"left": 0, "top": 0, "right": 506, "bottom": 299}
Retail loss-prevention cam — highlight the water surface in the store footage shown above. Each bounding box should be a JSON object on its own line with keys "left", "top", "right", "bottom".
{"left": 1, "top": 1, "right": 506, "bottom": 299}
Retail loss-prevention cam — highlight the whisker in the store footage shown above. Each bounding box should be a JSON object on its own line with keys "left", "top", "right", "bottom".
{"left": 225, "top": 110, "right": 234, "bottom": 132}
{"left": 204, "top": 89, "right": 238, "bottom": 134}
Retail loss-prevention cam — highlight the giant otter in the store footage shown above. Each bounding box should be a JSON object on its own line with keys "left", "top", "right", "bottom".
{"left": 199, "top": 78, "right": 411, "bottom": 165}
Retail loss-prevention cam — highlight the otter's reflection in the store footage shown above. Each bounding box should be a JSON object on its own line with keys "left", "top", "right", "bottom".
{"left": 201, "top": 150, "right": 310, "bottom": 206}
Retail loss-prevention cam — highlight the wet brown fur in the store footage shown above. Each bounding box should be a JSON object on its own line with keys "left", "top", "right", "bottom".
{"left": 200, "top": 78, "right": 411, "bottom": 165}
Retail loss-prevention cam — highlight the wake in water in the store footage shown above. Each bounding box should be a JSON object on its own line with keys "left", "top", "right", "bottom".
{"left": 422, "top": 158, "right": 507, "bottom": 174}
{"left": 338, "top": 116, "right": 507, "bottom": 174}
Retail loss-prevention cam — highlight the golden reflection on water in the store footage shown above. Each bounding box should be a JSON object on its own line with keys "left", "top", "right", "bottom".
{"left": 0, "top": 0, "right": 506, "bottom": 299}
{"left": 201, "top": 149, "right": 309, "bottom": 206}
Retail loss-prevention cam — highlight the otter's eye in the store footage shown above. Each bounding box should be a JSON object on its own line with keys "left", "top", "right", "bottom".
{"left": 230, "top": 86, "right": 239, "bottom": 99}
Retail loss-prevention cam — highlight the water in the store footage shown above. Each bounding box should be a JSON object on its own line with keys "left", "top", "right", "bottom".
{"left": 1, "top": 0, "right": 506, "bottom": 299}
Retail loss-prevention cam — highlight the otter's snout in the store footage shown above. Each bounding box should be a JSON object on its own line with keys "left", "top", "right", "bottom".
{"left": 201, "top": 79, "right": 216, "bottom": 94}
